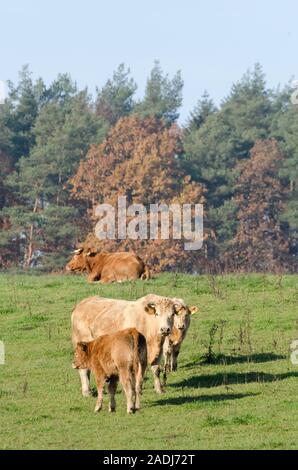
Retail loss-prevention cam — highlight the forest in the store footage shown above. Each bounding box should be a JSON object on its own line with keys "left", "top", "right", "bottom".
{"left": 0, "top": 62, "right": 297, "bottom": 273}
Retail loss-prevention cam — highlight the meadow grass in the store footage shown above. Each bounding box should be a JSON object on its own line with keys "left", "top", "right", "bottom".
{"left": 0, "top": 272, "right": 298, "bottom": 450}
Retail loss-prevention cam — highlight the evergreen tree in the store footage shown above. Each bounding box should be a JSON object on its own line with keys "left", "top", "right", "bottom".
{"left": 275, "top": 89, "right": 298, "bottom": 229}
{"left": 272, "top": 85, "right": 298, "bottom": 261}
{"left": 5, "top": 66, "right": 44, "bottom": 162}
{"left": 96, "top": 64, "right": 137, "bottom": 126}
{"left": 136, "top": 61, "right": 183, "bottom": 123}
{"left": 185, "top": 91, "right": 217, "bottom": 133}
{"left": 1, "top": 88, "right": 105, "bottom": 269}
{"left": 182, "top": 64, "right": 276, "bottom": 267}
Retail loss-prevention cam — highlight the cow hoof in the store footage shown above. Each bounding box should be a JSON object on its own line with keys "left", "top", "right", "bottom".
{"left": 127, "top": 408, "right": 135, "bottom": 414}
{"left": 154, "top": 384, "right": 165, "bottom": 394}
{"left": 82, "top": 390, "right": 92, "bottom": 397}
{"left": 94, "top": 406, "right": 102, "bottom": 413}
{"left": 109, "top": 407, "right": 116, "bottom": 412}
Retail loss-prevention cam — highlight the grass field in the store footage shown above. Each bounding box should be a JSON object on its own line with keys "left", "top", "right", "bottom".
{"left": 0, "top": 272, "right": 298, "bottom": 450}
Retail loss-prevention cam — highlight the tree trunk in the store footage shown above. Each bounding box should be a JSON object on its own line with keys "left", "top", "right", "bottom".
{"left": 24, "top": 197, "right": 39, "bottom": 268}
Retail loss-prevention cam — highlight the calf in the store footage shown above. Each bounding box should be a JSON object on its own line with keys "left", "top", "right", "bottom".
{"left": 72, "top": 328, "right": 147, "bottom": 414}
{"left": 163, "top": 301, "right": 198, "bottom": 383}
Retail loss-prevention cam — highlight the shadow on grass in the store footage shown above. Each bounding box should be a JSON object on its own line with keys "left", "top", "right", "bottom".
{"left": 170, "top": 371, "right": 298, "bottom": 389}
{"left": 183, "top": 353, "right": 287, "bottom": 368}
{"left": 151, "top": 392, "right": 259, "bottom": 407}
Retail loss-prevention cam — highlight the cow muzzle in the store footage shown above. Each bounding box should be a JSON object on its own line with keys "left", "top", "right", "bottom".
{"left": 160, "top": 327, "right": 171, "bottom": 336}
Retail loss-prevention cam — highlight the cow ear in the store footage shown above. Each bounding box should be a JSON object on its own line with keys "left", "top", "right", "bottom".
{"left": 145, "top": 302, "right": 156, "bottom": 315}
{"left": 189, "top": 306, "right": 199, "bottom": 315}
{"left": 78, "top": 342, "right": 88, "bottom": 352}
{"left": 174, "top": 302, "right": 184, "bottom": 314}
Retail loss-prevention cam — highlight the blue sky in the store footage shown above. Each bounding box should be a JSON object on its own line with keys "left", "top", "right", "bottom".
{"left": 1, "top": 0, "right": 297, "bottom": 122}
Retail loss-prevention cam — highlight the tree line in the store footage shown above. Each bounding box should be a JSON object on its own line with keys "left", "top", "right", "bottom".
{"left": 0, "top": 62, "right": 297, "bottom": 273}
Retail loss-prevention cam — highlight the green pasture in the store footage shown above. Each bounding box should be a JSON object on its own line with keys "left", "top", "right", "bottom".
{"left": 0, "top": 272, "right": 298, "bottom": 449}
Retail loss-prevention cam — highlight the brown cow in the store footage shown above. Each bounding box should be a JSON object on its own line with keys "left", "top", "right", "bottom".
{"left": 163, "top": 300, "right": 198, "bottom": 383}
{"left": 72, "top": 328, "right": 147, "bottom": 414}
{"left": 71, "top": 294, "right": 181, "bottom": 395}
{"left": 66, "top": 248, "right": 150, "bottom": 283}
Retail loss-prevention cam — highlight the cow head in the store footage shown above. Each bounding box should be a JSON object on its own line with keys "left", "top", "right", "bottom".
{"left": 144, "top": 296, "right": 178, "bottom": 336}
{"left": 173, "top": 299, "right": 199, "bottom": 331}
{"left": 72, "top": 342, "right": 90, "bottom": 369}
{"left": 66, "top": 248, "right": 100, "bottom": 273}
{"left": 66, "top": 248, "right": 87, "bottom": 272}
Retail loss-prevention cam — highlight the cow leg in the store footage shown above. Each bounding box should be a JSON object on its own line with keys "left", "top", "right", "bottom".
{"left": 135, "top": 364, "right": 145, "bottom": 411}
{"left": 99, "top": 276, "right": 114, "bottom": 284}
{"left": 94, "top": 375, "right": 105, "bottom": 413}
{"left": 162, "top": 337, "right": 171, "bottom": 386}
{"left": 108, "top": 376, "right": 118, "bottom": 412}
{"left": 87, "top": 271, "right": 100, "bottom": 282}
{"left": 151, "top": 365, "right": 164, "bottom": 394}
{"left": 163, "top": 350, "right": 171, "bottom": 386}
{"left": 119, "top": 368, "right": 135, "bottom": 414}
{"left": 171, "top": 347, "right": 180, "bottom": 372}
{"left": 79, "top": 368, "right": 91, "bottom": 397}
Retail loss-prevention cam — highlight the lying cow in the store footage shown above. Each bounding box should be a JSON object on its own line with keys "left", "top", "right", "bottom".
{"left": 163, "top": 301, "right": 198, "bottom": 383}
{"left": 71, "top": 294, "right": 182, "bottom": 395}
{"left": 72, "top": 328, "right": 147, "bottom": 414}
{"left": 66, "top": 248, "right": 150, "bottom": 283}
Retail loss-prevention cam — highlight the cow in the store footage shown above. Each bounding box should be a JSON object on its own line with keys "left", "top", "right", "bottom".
{"left": 162, "top": 300, "right": 198, "bottom": 383}
{"left": 66, "top": 248, "right": 150, "bottom": 283}
{"left": 71, "top": 294, "right": 182, "bottom": 395}
{"left": 72, "top": 328, "right": 147, "bottom": 414}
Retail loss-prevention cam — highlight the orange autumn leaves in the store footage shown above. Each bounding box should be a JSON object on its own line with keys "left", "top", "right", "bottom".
{"left": 70, "top": 115, "right": 207, "bottom": 272}
{"left": 225, "top": 139, "right": 290, "bottom": 272}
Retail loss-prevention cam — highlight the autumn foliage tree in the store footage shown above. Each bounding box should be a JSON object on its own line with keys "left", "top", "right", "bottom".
{"left": 70, "top": 115, "right": 207, "bottom": 272}
{"left": 226, "top": 139, "right": 290, "bottom": 272}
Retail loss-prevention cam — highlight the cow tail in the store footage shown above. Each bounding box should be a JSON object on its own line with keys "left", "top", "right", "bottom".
{"left": 132, "top": 331, "right": 147, "bottom": 381}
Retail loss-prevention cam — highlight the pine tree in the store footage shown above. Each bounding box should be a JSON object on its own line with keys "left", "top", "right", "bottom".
{"left": 185, "top": 91, "right": 217, "bottom": 133}
{"left": 275, "top": 90, "right": 298, "bottom": 229}
{"left": 5, "top": 66, "right": 44, "bottom": 162}
{"left": 96, "top": 64, "right": 137, "bottom": 126}
{"left": 182, "top": 64, "right": 276, "bottom": 268}
{"left": 1, "top": 87, "right": 105, "bottom": 269}
{"left": 136, "top": 61, "right": 183, "bottom": 124}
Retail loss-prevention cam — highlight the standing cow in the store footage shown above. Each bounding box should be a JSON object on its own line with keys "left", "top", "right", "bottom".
{"left": 71, "top": 294, "right": 182, "bottom": 395}
{"left": 72, "top": 328, "right": 147, "bottom": 414}
{"left": 66, "top": 248, "right": 150, "bottom": 283}
{"left": 163, "top": 300, "right": 198, "bottom": 383}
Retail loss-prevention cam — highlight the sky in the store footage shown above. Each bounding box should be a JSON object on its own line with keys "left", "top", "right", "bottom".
{"left": 0, "top": 0, "right": 297, "bottom": 122}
